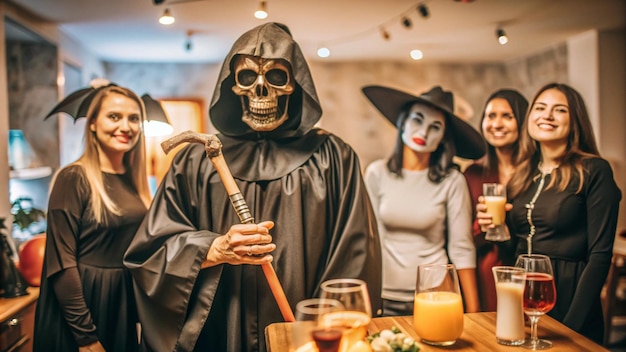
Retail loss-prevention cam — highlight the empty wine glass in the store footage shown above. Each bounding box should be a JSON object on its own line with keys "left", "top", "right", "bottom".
{"left": 515, "top": 254, "right": 557, "bottom": 350}
{"left": 293, "top": 298, "right": 344, "bottom": 352}
{"left": 319, "top": 278, "right": 372, "bottom": 351}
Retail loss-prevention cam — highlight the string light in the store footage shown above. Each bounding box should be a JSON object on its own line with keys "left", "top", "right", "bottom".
{"left": 380, "top": 27, "right": 391, "bottom": 41}
{"left": 417, "top": 3, "right": 429, "bottom": 18}
{"left": 401, "top": 16, "right": 412, "bottom": 29}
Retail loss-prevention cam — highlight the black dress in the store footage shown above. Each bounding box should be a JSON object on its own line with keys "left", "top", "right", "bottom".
{"left": 33, "top": 165, "right": 146, "bottom": 351}
{"left": 507, "top": 158, "right": 621, "bottom": 343}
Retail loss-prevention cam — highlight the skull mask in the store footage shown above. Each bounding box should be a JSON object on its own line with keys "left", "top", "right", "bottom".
{"left": 232, "top": 54, "right": 295, "bottom": 131}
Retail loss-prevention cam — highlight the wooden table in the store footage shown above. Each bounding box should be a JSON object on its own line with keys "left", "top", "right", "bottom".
{"left": 265, "top": 312, "right": 608, "bottom": 352}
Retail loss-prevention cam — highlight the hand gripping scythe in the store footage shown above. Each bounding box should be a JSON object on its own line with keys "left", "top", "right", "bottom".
{"left": 161, "top": 130, "right": 295, "bottom": 322}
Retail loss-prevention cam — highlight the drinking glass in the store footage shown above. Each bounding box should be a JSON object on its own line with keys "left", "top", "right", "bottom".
{"left": 292, "top": 298, "right": 344, "bottom": 352}
{"left": 492, "top": 266, "right": 526, "bottom": 346}
{"left": 319, "top": 278, "right": 372, "bottom": 352}
{"left": 515, "top": 254, "right": 557, "bottom": 350}
{"left": 414, "top": 263, "right": 464, "bottom": 346}
{"left": 483, "top": 183, "right": 510, "bottom": 241}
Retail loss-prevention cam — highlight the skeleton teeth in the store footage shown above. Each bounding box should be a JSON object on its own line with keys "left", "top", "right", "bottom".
{"left": 250, "top": 100, "right": 277, "bottom": 114}
{"left": 250, "top": 113, "right": 277, "bottom": 122}
{"left": 250, "top": 105, "right": 277, "bottom": 116}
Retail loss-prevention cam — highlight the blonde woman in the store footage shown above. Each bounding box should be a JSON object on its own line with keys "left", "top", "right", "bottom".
{"left": 34, "top": 84, "right": 151, "bottom": 352}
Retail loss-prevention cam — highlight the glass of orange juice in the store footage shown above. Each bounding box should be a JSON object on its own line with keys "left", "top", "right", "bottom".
{"left": 414, "top": 263, "right": 464, "bottom": 346}
{"left": 483, "top": 183, "right": 510, "bottom": 241}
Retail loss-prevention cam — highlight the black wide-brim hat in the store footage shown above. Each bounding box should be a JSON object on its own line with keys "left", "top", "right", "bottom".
{"left": 362, "top": 85, "right": 485, "bottom": 160}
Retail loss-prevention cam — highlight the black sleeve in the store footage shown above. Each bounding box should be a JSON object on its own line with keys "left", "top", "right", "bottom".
{"left": 51, "top": 267, "right": 99, "bottom": 346}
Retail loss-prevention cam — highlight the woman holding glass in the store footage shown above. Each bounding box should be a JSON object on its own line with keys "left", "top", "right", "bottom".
{"left": 363, "top": 85, "right": 485, "bottom": 316}
{"left": 476, "top": 83, "right": 621, "bottom": 344}
{"left": 464, "top": 89, "right": 528, "bottom": 312}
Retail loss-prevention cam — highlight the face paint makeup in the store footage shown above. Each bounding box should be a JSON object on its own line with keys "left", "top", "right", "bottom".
{"left": 401, "top": 102, "right": 446, "bottom": 153}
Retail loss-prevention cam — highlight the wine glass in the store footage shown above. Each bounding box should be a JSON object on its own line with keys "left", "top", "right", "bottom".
{"left": 319, "top": 278, "right": 372, "bottom": 352}
{"left": 515, "top": 254, "right": 557, "bottom": 350}
{"left": 293, "top": 298, "right": 344, "bottom": 352}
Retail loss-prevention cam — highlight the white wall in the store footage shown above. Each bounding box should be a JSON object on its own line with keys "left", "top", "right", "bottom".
{"left": 567, "top": 29, "right": 626, "bottom": 232}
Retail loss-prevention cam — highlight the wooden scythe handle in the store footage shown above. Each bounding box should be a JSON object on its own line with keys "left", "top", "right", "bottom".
{"left": 161, "top": 131, "right": 295, "bottom": 322}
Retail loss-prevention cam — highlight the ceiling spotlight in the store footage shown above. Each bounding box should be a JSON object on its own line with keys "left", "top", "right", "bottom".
{"left": 255, "top": 0, "right": 268, "bottom": 19}
{"left": 317, "top": 47, "right": 330, "bottom": 58}
{"left": 496, "top": 28, "right": 508, "bottom": 45}
{"left": 380, "top": 27, "right": 391, "bottom": 41}
{"left": 159, "top": 8, "right": 175, "bottom": 25}
{"left": 417, "top": 4, "right": 429, "bottom": 18}
{"left": 410, "top": 49, "right": 423, "bottom": 60}
{"left": 401, "top": 16, "right": 412, "bottom": 28}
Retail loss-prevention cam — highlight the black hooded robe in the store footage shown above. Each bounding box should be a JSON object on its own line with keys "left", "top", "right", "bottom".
{"left": 124, "top": 23, "right": 382, "bottom": 352}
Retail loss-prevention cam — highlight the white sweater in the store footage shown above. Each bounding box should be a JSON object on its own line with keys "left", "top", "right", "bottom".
{"left": 364, "top": 159, "right": 476, "bottom": 302}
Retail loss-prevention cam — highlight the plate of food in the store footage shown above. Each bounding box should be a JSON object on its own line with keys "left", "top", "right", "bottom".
{"left": 367, "top": 326, "right": 420, "bottom": 352}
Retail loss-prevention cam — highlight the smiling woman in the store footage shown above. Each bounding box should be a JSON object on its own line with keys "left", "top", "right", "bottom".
{"left": 463, "top": 89, "right": 529, "bottom": 312}
{"left": 476, "top": 83, "right": 622, "bottom": 344}
{"left": 33, "top": 84, "right": 151, "bottom": 352}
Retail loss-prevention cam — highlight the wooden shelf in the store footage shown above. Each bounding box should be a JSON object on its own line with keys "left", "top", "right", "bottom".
{"left": 9, "top": 167, "right": 52, "bottom": 180}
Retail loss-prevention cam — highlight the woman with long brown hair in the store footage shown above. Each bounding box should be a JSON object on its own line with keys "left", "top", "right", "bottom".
{"left": 476, "top": 83, "right": 621, "bottom": 343}
{"left": 464, "top": 89, "right": 528, "bottom": 312}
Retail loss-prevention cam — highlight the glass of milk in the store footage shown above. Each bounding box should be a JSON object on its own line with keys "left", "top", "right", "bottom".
{"left": 492, "top": 266, "right": 527, "bottom": 346}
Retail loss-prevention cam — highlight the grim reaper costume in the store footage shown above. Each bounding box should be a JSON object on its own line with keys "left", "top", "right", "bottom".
{"left": 124, "top": 22, "right": 382, "bottom": 352}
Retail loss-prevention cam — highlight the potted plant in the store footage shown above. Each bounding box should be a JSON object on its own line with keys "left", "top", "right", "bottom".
{"left": 11, "top": 197, "right": 46, "bottom": 243}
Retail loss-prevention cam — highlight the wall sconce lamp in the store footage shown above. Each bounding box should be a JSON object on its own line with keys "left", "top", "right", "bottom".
{"left": 159, "top": 8, "right": 175, "bottom": 25}
{"left": 496, "top": 28, "right": 508, "bottom": 45}
{"left": 417, "top": 4, "right": 429, "bottom": 18}
{"left": 141, "top": 95, "right": 174, "bottom": 137}
{"left": 254, "top": 0, "right": 268, "bottom": 19}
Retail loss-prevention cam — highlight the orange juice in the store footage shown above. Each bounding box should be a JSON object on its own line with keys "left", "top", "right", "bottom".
{"left": 319, "top": 311, "right": 371, "bottom": 352}
{"left": 413, "top": 291, "right": 463, "bottom": 344}
{"left": 485, "top": 195, "right": 506, "bottom": 225}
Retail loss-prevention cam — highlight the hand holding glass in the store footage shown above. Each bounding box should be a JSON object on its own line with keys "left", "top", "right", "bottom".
{"left": 413, "top": 263, "right": 464, "bottom": 346}
{"left": 515, "top": 254, "right": 556, "bottom": 350}
{"left": 293, "top": 298, "right": 344, "bottom": 352}
{"left": 483, "top": 183, "right": 509, "bottom": 241}
{"left": 319, "top": 278, "right": 372, "bottom": 352}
